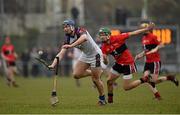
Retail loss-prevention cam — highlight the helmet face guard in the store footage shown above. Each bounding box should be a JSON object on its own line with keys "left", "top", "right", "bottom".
{"left": 63, "top": 19, "right": 75, "bottom": 34}
{"left": 98, "top": 27, "right": 111, "bottom": 36}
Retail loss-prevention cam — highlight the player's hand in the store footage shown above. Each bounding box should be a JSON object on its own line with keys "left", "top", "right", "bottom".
{"left": 62, "top": 44, "right": 72, "bottom": 49}
{"left": 134, "top": 55, "right": 139, "bottom": 61}
{"left": 48, "top": 64, "right": 55, "bottom": 70}
{"left": 134, "top": 54, "right": 143, "bottom": 61}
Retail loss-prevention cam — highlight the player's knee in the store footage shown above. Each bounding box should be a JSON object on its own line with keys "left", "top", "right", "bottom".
{"left": 92, "top": 76, "right": 99, "bottom": 82}
{"left": 123, "top": 87, "right": 130, "bottom": 91}
{"left": 123, "top": 85, "right": 131, "bottom": 91}
{"left": 73, "top": 73, "right": 81, "bottom": 79}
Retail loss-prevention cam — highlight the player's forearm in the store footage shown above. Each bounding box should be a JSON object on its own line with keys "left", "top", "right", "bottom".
{"left": 135, "top": 51, "right": 145, "bottom": 60}
{"left": 103, "top": 54, "right": 109, "bottom": 65}
{"left": 157, "top": 43, "right": 165, "bottom": 49}
{"left": 1, "top": 53, "right": 7, "bottom": 60}
{"left": 71, "top": 35, "right": 87, "bottom": 47}
{"left": 51, "top": 48, "right": 67, "bottom": 67}
{"left": 146, "top": 44, "right": 164, "bottom": 55}
{"left": 146, "top": 47, "right": 158, "bottom": 55}
{"left": 129, "top": 28, "right": 149, "bottom": 36}
{"left": 140, "top": 51, "right": 145, "bottom": 56}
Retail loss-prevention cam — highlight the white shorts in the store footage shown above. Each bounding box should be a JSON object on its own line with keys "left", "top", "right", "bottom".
{"left": 111, "top": 68, "right": 133, "bottom": 80}
{"left": 78, "top": 53, "right": 101, "bottom": 68}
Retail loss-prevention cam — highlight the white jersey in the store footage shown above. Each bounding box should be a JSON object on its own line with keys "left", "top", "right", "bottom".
{"left": 64, "top": 27, "right": 103, "bottom": 67}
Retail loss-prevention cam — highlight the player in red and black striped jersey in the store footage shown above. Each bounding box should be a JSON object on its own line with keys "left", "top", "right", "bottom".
{"left": 98, "top": 23, "right": 155, "bottom": 103}
{"left": 1, "top": 37, "right": 19, "bottom": 87}
{"left": 135, "top": 22, "right": 179, "bottom": 100}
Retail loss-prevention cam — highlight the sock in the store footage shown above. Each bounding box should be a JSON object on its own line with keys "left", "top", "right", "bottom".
{"left": 154, "top": 92, "right": 161, "bottom": 98}
{"left": 51, "top": 91, "right": 57, "bottom": 96}
{"left": 167, "top": 75, "right": 173, "bottom": 81}
{"left": 108, "top": 93, "right": 113, "bottom": 97}
{"left": 140, "top": 75, "right": 151, "bottom": 83}
{"left": 140, "top": 78, "right": 145, "bottom": 83}
{"left": 108, "top": 93, "right": 113, "bottom": 103}
{"left": 99, "top": 95, "right": 105, "bottom": 101}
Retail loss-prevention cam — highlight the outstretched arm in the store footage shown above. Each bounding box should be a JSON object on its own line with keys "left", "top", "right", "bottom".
{"left": 135, "top": 43, "right": 164, "bottom": 60}
{"left": 129, "top": 22, "right": 155, "bottom": 36}
{"left": 146, "top": 43, "right": 164, "bottom": 55}
{"left": 135, "top": 51, "right": 145, "bottom": 60}
{"left": 49, "top": 48, "right": 67, "bottom": 69}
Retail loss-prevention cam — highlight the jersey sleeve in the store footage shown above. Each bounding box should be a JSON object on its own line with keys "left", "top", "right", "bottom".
{"left": 76, "top": 27, "right": 87, "bottom": 38}
{"left": 120, "top": 33, "right": 129, "bottom": 40}
{"left": 115, "top": 33, "right": 129, "bottom": 42}
{"left": 153, "top": 35, "right": 160, "bottom": 45}
{"left": 79, "top": 27, "right": 87, "bottom": 35}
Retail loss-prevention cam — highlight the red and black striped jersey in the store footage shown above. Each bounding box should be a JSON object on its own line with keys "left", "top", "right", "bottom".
{"left": 1, "top": 44, "right": 16, "bottom": 62}
{"left": 101, "top": 33, "right": 134, "bottom": 65}
{"left": 142, "top": 33, "right": 160, "bottom": 63}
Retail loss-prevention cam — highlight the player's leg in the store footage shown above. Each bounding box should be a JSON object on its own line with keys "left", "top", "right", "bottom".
{"left": 90, "top": 67, "right": 106, "bottom": 105}
{"left": 72, "top": 60, "right": 91, "bottom": 79}
{"left": 89, "top": 54, "right": 106, "bottom": 105}
{"left": 150, "top": 62, "right": 179, "bottom": 86}
{"left": 6, "top": 67, "right": 12, "bottom": 86}
{"left": 7, "top": 66, "right": 16, "bottom": 87}
{"left": 72, "top": 59, "right": 81, "bottom": 87}
{"left": 144, "top": 70, "right": 161, "bottom": 100}
{"left": 102, "top": 63, "right": 118, "bottom": 88}
{"left": 2, "top": 61, "right": 11, "bottom": 86}
{"left": 7, "top": 62, "right": 19, "bottom": 87}
{"left": 122, "top": 64, "right": 151, "bottom": 91}
{"left": 107, "top": 72, "right": 119, "bottom": 103}
{"left": 122, "top": 74, "right": 141, "bottom": 90}
{"left": 11, "top": 66, "right": 19, "bottom": 87}
{"left": 122, "top": 74, "right": 154, "bottom": 90}
{"left": 155, "top": 75, "right": 179, "bottom": 86}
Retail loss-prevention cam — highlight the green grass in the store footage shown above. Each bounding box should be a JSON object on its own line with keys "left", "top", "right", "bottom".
{"left": 0, "top": 74, "right": 180, "bottom": 114}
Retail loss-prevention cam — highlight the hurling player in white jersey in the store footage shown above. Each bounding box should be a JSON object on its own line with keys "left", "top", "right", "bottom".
{"left": 49, "top": 19, "right": 106, "bottom": 105}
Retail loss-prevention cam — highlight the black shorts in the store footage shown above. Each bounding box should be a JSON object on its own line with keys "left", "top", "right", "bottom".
{"left": 144, "top": 61, "right": 161, "bottom": 74}
{"left": 6, "top": 61, "right": 16, "bottom": 67}
{"left": 111, "top": 63, "right": 137, "bottom": 75}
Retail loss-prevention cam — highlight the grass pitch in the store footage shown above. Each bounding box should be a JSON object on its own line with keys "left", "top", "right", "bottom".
{"left": 0, "top": 74, "right": 180, "bottom": 114}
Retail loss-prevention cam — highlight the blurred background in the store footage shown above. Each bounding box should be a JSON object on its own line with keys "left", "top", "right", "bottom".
{"left": 0, "top": 0, "right": 180, "bottom": 77}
